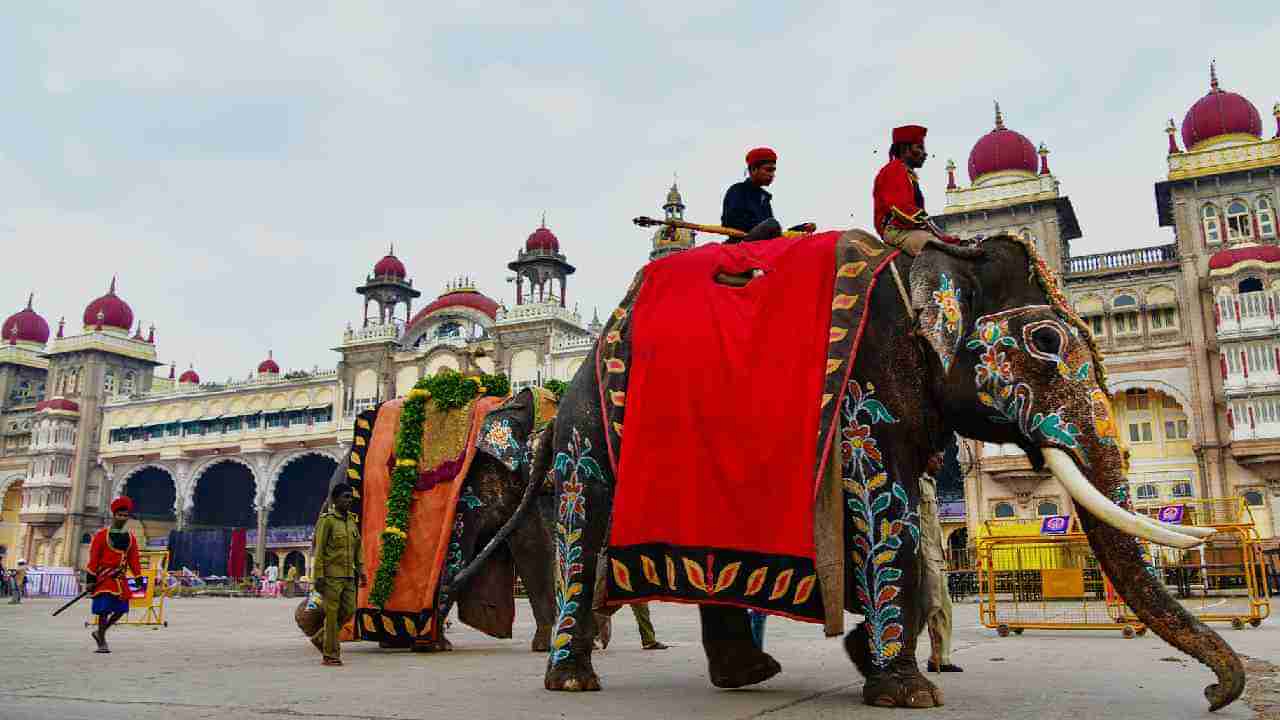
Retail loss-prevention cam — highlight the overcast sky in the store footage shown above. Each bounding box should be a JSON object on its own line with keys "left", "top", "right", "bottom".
{"left": 3, "top": 2, "right": 1277, "bottom": 382}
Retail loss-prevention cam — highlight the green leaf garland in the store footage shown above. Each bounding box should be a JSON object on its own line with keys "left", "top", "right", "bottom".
{"left": 543, "top": 379, "right": 568, "bottom": 401}
{"left": 367, "top": 370, "right": 511, "bottom": 608}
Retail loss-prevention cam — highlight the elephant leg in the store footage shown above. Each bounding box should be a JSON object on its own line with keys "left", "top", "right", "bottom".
{"left": 699, "top": 605, "right": 781, "bottom": 689}
{"left": 845, "top": 563, "right": 942, "bottom": 708}
{"left": 543, "top": 468, "right": 609, "bottom": 691}
{"left": 842, "top": 470, "right": 941, "bottom": 708}
{"left": 512, "top": 499, "right": 557, "bottom": 653}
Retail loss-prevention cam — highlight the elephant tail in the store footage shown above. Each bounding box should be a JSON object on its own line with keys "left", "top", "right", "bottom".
{"left": 448, "top": 418, "right": 555, "bottom": 592}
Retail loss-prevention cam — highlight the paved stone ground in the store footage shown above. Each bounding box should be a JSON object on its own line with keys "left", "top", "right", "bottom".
{"left": 0, "top": 596, "right": 1276, "bottom": 719}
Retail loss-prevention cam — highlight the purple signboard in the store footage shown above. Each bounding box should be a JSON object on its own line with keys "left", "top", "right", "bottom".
{"left": 1040, "top": 515, "right": 1071, "bottom": 535}
{"left": 1156, "top": 505, "right": 1185, "bottom": 524}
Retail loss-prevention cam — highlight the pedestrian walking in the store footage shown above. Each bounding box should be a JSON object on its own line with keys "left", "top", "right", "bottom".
{"left": 310, "top": 483, "right": 365, "bottom": 666}
{"left": 7, "top": 560, "right": 27, "bottom": 604}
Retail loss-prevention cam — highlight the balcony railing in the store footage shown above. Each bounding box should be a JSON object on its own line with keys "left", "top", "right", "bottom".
{"left": 105, "top": 420, "right": 337, "bottom": 451}
{"left": 1066, "top": 244, "right": 1177, "bottom": 275}
{"left": 496, "top": 302, "right": 582, "bottom": 326}
{"left": 551, "top": 335, "right": 596, "bottom": 353}
{"left": 342, "top": 322, "right": 401, "bottom": 346}
{"left": 1216, "top": 291, "right": 1277, "bottom": 337}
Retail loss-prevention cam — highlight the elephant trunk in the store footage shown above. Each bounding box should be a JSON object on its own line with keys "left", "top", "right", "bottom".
{"left": 1042, "top": 442, "right": 1242, "bottom": 710}
{"left": 1083, "top": 516, "right": 1244, "bottom": 711}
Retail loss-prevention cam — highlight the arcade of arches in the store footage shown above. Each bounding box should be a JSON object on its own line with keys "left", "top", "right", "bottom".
{"left": 112, "top": 453, "right": 338, "bottom": 576}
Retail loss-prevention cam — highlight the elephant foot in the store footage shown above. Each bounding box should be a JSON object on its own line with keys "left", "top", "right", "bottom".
{"left": 707, "top": 648, "right": 782, "bottom": 689}
{"left": 413, "top": 634, "right": 453, "bottom": 653}
{"left": 531, "top": 626, "right": 552, "bottom": 653}
{"left": 544, "top": 653, "right": 601, "bottom": 692}
{"left": 862, "top": 661, "right": 944, "bottom": 709}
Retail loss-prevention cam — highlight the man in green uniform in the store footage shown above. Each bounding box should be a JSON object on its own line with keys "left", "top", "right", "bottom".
{"left": 918, "top": 452, "right": 962, "bottom": 673}
{"left": 311, "top": 483, "right": 365, "bottom": 666}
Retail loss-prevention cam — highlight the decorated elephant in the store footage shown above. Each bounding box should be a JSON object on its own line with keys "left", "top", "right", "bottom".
{"left": 298, "top": 383, "right": 561, "bottom": 653}
{"left": 535, "top": 230, "right": 1242, "bottom": 711}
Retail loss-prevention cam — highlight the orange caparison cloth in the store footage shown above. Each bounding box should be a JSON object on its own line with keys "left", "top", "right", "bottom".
{"left": 356, "top": 396, "right": 504, "bottom": 616}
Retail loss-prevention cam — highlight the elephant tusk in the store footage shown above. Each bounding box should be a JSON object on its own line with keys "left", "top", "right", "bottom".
{"left": 1042, "top": 449, "right": 1205, "bottom": 549}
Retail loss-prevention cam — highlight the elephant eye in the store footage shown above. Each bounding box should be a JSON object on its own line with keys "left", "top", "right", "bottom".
{"left": 1029, "top": 326, "right": 1063, "bottom": 358}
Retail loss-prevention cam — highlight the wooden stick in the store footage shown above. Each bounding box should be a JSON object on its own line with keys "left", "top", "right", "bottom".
{"left": 632, "top": 216, "right": 746, "bottom": 239}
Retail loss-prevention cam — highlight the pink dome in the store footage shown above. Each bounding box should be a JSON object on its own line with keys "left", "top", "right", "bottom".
{"left": 525, "top": 226, "right": 560, "bottom": 252}
{"left": 257, "top": 352, "right": 280, "bottom": 374}
{"left": 35, "top": 397, "right": 79, "bottom": 413}
{"left": 1181, "top": 66, "right": 1262, "bottom": 151}
{"left": 409, "top": 288, "right": 500, "bottom": 327}
{"left": 4, "top": 295, "right": 50, "bottom": 346}
{"left": 373, "top": 250, "right": 407, "bottom": 279}
{"left": 968, "top": 105, "right": 1038, "bottom": 183}
{"left": 1208, "top": 245, "right": 1280, "bottom": 270}
{"left": 178, "top": 366, "right": 200, "bottom": 384}
{"left": 82, "top": 278, "right": 134, "bottom": 332}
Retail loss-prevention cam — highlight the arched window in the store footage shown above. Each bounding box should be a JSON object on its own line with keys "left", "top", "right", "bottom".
{"left": 1239, "top": 277, "right": 1263, "bottom": 293}
{"left": 1243, "top": 490, "right": 1264, "bottom": 506}
{"left": 1225, "top": 200, "right": 1253, "bottom": 242}
{"left": 103, "top": 370, "right": 116, "bottom": 395}
{"left": 1172, "top": 482, "right": 1194, "bottom": 498}
{"left": 1113, "top": 294, "right": 1140, "bottom": 334}
{"left": 1258, "top": 197, "right": 1276, "bottom": 238}
{"left": 1037, "top": 501, "right": 1060, "bottom": 517}
{"left": 993, "top": 502, "right": 1016, "bottom": 518}
{"left": 435, "top": 321, "right": 462, "bottom": 339}
{"left": 1202, "top": 204, "right": 1222, "bottom": 245}
{"left": 1136, "top": 484, "right": 1158, "bottom": 500}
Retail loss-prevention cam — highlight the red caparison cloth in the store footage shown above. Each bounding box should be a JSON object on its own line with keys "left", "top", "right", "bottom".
{"left": 610, "top": 232, "right": 838, "bottom": 558}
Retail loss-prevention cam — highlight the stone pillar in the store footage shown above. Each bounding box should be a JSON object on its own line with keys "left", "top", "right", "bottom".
{"left": 255, "top": 507, "right": 268, "bottom": 570}
{"left": 173, "top": 461, "right": 193, "bottom": 532}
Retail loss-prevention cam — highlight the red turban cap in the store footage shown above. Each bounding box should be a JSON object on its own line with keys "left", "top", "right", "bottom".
{"left": 745, "top": 147, "right": 777, "bottom": 168}
{"left": 892, "top": 125, "right": 927, "bottom": 145}
{"left": 110, "top": 496, "right": 134, "bottom": 514}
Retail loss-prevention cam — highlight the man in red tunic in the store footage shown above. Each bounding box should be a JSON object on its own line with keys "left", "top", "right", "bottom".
{"left": 86, "top": 496, "right": 142, "bottom": 653}
{"left": 872, "top": 125, "right": 959, "bottom": 255}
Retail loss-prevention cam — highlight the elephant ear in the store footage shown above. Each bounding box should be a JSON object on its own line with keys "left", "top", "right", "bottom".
{"left": 475, "top": 389, "right": 538, "bottom": 472}
{"left": 908, "top": 254, "right": 972, "bottom": 374}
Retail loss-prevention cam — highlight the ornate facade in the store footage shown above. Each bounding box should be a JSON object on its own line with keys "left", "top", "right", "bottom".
{"left": 0, "top": 222, "right": 596, "bottom": 573}
{"left": 935, "top": 65, "right": 1280, "bottom": 553}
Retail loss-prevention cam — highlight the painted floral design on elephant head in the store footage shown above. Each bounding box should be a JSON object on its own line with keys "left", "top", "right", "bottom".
{"left": 549, "top": 427, "right": 600, "bottom": 666}
{"left": 926, "top": 273, "right": 964, "bottom": 372}
{"left": 966, "top": 314, "right": 1082, "bottom": 456}
{"left": 1089, "top": 389, "right": 1119, "bottom": 446}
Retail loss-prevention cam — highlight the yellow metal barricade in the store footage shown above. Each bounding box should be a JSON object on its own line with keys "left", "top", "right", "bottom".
{"left": 1109, "top": 499, "right": 1270, "bottom": 630}
{"left": 85, "top": 550, "right": 170, "bottom": 627}
{"left": 976, "top": 518, "right": 1131, "bottom": 636}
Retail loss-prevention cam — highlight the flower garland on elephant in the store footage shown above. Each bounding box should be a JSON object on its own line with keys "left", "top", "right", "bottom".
{"left": 367, "top": 370, "right": 509, "bottom": 609}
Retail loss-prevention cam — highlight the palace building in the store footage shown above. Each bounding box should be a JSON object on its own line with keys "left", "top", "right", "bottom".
{"left": 0, "top": 221, "right": 597, "bottom": 575}
{"left": 3, "top": 66, "right": 1275, "bottom": 578}
{"left": 934, "top": 64, "right": 1280, "bottom": 555}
